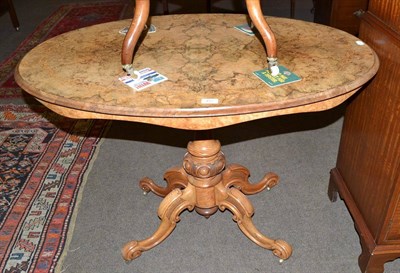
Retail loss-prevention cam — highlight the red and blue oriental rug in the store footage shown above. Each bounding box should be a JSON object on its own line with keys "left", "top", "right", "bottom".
{"left": 0, "top": 105, "right": 109, "bottom": 272}
{"left": 0, "top": 0, "right": 132, "bottom": 99}
{"left": 0, "top": 1, "right": 131, "bottom": 272}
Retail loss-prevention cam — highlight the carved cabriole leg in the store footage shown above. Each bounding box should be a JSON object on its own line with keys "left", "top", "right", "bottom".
{"left": 122, "top": 185, "right": 195, "bottom": 261}
{"left": 140, "top": 166, "right": 189, "bottom": 197}
{"left": 244, "top": 0, "right": 278, "bottom": 74}
{"left": 121, "top": 0, "right": 150, "bottom": 72}
{"left": 216, "top": 184, "right": 292, "bottom": 261}
{"left": 245, "top": 0, "right": 277, "bottom": 57}
{"left": 222, "top": 163, "right": 279, "bottom": 194}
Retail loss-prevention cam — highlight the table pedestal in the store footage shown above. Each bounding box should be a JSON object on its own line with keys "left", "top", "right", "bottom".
{"left": 121, "top": 139, "right": 292, "bottom": 262}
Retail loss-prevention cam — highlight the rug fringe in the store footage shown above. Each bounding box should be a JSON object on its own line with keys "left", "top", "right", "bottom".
{"left": 55, "top": 120, "right": 112, "bottom": 273}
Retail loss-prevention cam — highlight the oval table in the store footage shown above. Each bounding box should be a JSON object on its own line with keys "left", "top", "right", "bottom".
{"left": 15, "top": 14, "right": 379, "bottom": 264}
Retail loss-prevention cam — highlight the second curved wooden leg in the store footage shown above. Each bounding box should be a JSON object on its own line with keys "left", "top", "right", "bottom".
{"left": 140, "top": 166, "right": 189, "bottom": 197}
{"left": 245, "top": 0, "right": 279, "bottom": 75}
{"left": 222, "top": 163, "right": 279, "bottom": 194}
{"left": 122, "top": 185, "right": 195, "bottom": 261}
{"left": 217, "top": 186, "right": 292, "bottom": 261}
{"left": 121, "top": 0, "right": 150, "bottom": 74}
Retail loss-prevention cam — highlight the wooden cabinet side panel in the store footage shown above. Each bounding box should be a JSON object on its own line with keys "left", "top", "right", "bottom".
{"left": 314, "top": 0, "right": 333, "bottom": 26}
{"left": 387, "top": 189, "right": 400, "bottom": 240}
{"left": 330, "top": 0, "right": 368, "bottom": 34}
{"left": 336, "top": 14, "right": 400, "bottom": 243}
{"left": 368, "top": 0, "right": 400, "bottom": 32}
{"left": 314, "top": 0, "right": 368, "bottom": 34}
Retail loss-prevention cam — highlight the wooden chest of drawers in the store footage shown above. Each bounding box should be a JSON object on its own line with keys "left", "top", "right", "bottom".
{"left": 328, "top": 1, "right": 400, "bottom": 272}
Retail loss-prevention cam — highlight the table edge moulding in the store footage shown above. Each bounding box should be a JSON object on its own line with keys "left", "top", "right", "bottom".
{"left": 14, "top": 0, "right": 379, "bottom": 266}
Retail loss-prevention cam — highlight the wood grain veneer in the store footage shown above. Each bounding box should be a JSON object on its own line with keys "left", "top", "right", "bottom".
{"left": 15, "top": 14, "right": 378, "bottom": 130}
{"left": 368, "top": 0, "right": 400, "bottom": 32}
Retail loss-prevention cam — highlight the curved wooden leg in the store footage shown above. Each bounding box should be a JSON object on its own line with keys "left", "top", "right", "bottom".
{"left": 222, "top": 163, "right": 279, "bottom": 194}
{"left": 217, "top": 186, "right": 292, "bottom": 261}
{"left": 140, "top": 166, "right": 189, "bottom": 197}
{"left": 121, "top": 0, "right": 150, "bottom": 74}
{"left": 122, "top": 185, "right": 195, "bottom": 261}
{"left": 244, "top": 0, "right": 279, "bottom": 75}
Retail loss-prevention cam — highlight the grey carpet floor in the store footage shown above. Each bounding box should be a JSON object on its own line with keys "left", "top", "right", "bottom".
{"left": 57, "top": 111, "right": 400, "bottom": 273}
{"left": 58, "top": 112, "right": 356, "bottom": 273}
{"left": 1, "top": 0, "right": 399, "bottom": 272}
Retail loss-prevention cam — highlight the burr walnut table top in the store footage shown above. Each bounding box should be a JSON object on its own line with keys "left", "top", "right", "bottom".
{"left": 15, "top": 14, "right": 378, "bottom": 130}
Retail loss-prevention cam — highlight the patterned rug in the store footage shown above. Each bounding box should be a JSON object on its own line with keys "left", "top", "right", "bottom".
{"left": 0, "top": 1, "right": 131, "bottom": 272}
{"left": 0, "top": 105, "right": 109, "bottom": 272}
{"left": 0, "top": 0, "right": 132, "bottom": 99}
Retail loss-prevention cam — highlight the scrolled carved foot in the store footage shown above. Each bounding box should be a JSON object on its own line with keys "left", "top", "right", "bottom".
{"left": 122, "top": 241, "right": 143, "bottom": 261}
{"left": 139, "top": 177, "right": 160, "bottom": 195}
{"left": 122, "top": 185, "right": 195, "bottom": 261}
{"left": 262, "top": 172, "right": 279, "bottom": 191}
{"left": 217, "top": 187, "right": 292, "bottom": 261}
{"left": 272, "top": 239, "right": 293, "bottom": 261}
{"left": 139, "top": 167, "right": 189, "bottom": 197}
{"left": 222, "top": 163, "right": 279, "bottom": 195}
